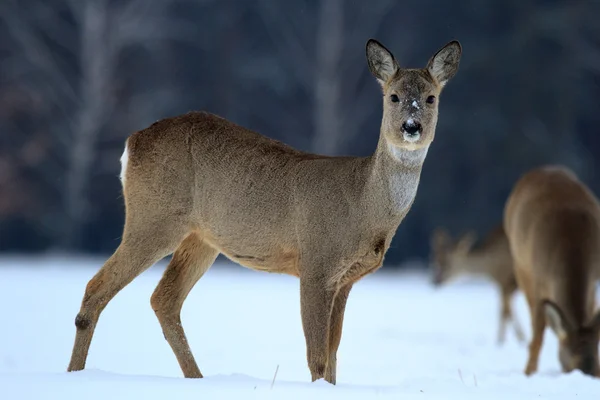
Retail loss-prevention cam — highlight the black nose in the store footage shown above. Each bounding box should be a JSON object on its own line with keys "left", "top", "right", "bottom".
{"left": 402, "top": 120, "right": 422, "bottom": 135}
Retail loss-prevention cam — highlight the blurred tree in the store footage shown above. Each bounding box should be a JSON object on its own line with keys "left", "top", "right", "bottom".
{"left": 0, "top": 0, "right": 198, "bottom": 250}
{"left": 257, "top": 0, "right": 398, "bottom": 155}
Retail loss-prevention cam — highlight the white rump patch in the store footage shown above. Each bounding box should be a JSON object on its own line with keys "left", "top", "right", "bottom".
{"left": 119, "top": 140, "right": 129, "bottom": 185}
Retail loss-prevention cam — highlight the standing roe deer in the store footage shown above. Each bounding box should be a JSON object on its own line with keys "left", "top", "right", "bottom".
{"left": 504, "top": 165, "right": 600, "bottom": 377}
{"left": 429, "top": 225, "right": 525, "bottom": 345}
{"left": 66, "top": 38, "right": 462, "bottom": 384}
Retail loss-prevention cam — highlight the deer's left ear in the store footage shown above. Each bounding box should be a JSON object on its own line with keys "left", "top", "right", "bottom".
{"left": 426, "top": 40, "right": 462, "bottom": 87}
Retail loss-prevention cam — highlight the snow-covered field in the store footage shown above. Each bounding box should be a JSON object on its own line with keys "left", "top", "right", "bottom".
{"left": 0, "top": 256, "right": 598, "bottom": 399}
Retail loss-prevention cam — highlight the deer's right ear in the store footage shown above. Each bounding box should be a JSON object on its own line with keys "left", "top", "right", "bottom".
{"left": 366, "top": 39, "right": 399, "bottom": 86}
{"left": 544, "top": 300, "right": 572, "bottom": 341}
{"left": 431, "top": 227, "right": 450, "bottom": 249}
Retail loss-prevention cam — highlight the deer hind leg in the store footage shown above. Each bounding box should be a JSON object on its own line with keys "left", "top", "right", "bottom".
{"left": 150, "top": 232, "right": 218, "bottom": 378}
{"left": 67, "top": 219, "right": 183, "bottom": 373}
{"left": 514, "top": 266, "right": 544, "bottom": 374}
{"left": 524, "top": 300, "right": 546, "bottom": 376}
{"left": 324, "top": 283, "right": 353, "bottom": 385}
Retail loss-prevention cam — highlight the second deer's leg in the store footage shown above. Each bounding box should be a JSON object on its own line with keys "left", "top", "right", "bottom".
{"left": 151, "top": 232, "right": 218, "bottom": 378}
{"left": 299, "top": 275, "right": 336, "bottom": 383}
{"left": 507, "top": 290, "right": 526, "bottom": 343}
{"left": 511, "top": 313, "right": 526, "bottom": 343}
{"left": 324, "top": 283, "right": 353, "bottom": 384}
{"left": 497, "top": 288, "right": 510, "bottom": 345}
{"left": 524, "top": 301, "right": 546, "bottom": 376}
{"left": 498, "top": 286, "right": 525, "bottom": 344}
{"left": 511, "top": 266, "right": 532, "bottom": 344}
{"left": 67, "top": 222, "right": 182, "bottom": 373}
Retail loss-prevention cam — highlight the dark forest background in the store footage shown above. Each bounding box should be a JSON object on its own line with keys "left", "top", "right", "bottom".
{"left": 1, "top": 0, "right": 599, "bottom": 267}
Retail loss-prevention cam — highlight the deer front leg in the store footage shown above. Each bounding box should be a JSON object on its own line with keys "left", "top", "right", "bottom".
{"left": 510, "top": 303, "right": 526, "bottom": 344}
{"left": 324, "top": 284, "right": 352, "bottom": 384}
{"left": 504, "top": 283, "right": 526, "bottom": 344}
{"left": 497, "top": 288, "right": 514, "bottom": 345}
{"left": 299, "top": 275, "right": 336, "bottom": 383}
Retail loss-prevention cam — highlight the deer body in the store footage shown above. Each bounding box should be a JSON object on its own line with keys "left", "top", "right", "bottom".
{"left": 504, "top": 165, "right": 600, "bottom": 377}
{"left": 67, "top": 39, "right": 461, "bottom": 384}
{"left": 430, "top": 225, "right": 525, "bottom": 344}
{"left": 126, "top": 111, "right": 419, "bottom": 277}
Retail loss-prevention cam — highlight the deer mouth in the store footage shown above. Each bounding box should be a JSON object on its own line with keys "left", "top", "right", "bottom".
{"left": 403, "top": 131, "right": 421, "bottom": 143}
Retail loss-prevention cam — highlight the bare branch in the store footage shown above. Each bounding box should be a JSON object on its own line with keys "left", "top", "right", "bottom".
{"left": 312, "top": 0, "right": 344, "bottom": 153}
{"left": 256, "top": 0, "right": 313, "bottom": 91}
{"left": 342, "top": 0, "right": 399, "bottom": 94}
{"left": 0, "top": 2, "right": 78, "bottom": 104}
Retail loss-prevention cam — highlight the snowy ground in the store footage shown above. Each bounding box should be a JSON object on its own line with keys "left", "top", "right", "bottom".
{"left": 0, "top": 256, "right": 598, "bottom": 399}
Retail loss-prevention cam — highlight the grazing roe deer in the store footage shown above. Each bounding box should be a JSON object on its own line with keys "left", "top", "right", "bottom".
{"left": 67, "top": 39, "right": 462, "bottom": 384}
{"left": 504, "top": 165, "right": 600, "bottom": 377}
{"left": 430, "top": 225, "right": 525, "bottom": 345}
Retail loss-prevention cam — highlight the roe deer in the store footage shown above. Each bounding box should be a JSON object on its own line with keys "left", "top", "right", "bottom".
{"left": 504, "top": 165, "right": 600, "bottom": 377}
{"left": 66, "top": 38, "right": 462, "bottom": 384}
{"left": 429, "top": 225, "right": 525, "bottom": 345}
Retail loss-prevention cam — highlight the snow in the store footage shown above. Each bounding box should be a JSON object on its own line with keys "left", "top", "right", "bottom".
{"left": 0, "top": 256, "right": 598, "bottom": 400}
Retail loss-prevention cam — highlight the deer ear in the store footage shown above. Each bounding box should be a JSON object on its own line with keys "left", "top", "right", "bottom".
{"left": 456, "top": 231, "right": 476, "bottom": 253}
{"left": 366, "top": 39, "right": 399, "bottom": 86}
{"left": 544, "top": 300, "right": 572, "bottom": 341}
{"left": 426, "top": 40, "right": 462, "bottom": 87}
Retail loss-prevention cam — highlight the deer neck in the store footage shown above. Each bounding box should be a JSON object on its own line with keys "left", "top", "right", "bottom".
{"left": 366, "top": 136, "right": 429, "bottom": 218}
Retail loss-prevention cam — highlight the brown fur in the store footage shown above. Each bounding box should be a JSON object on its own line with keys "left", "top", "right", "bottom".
{"left": 504, "top": 165, "right": 600, "bottom": 377}
{"left": 430, "top": 225, "right": 525, "bottom": 344}
{"left": 66, "top": 39, "right": 462, "bottom": 384}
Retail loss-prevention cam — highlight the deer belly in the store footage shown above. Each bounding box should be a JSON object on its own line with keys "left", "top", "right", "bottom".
{"left": 223, "top": 249, "right": 300, "bottom": 277}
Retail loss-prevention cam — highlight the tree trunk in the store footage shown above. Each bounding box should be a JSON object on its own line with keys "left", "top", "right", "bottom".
{"left": 312, "top": 0, "right": 343, "bottom": 155}
{"left": 62, "top": 0, "right": 112, "bottom": 249}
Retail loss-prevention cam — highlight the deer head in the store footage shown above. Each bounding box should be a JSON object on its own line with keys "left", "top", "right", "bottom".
{"left": 429, "top": 228, "right": 476, "bottom": 286}
{"left": 366, "top": 39, "right": 461, "bottom": 154}
{"left": 544, "top": 300, "right": 600, "bottom": 377}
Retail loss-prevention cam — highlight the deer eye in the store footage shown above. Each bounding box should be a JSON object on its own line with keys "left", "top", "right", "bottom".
{"left": 426, "top": 95, "right": 436, "bottom": 104}
{"left": 390, "top": 94, "right": 399, "bottom": 103}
